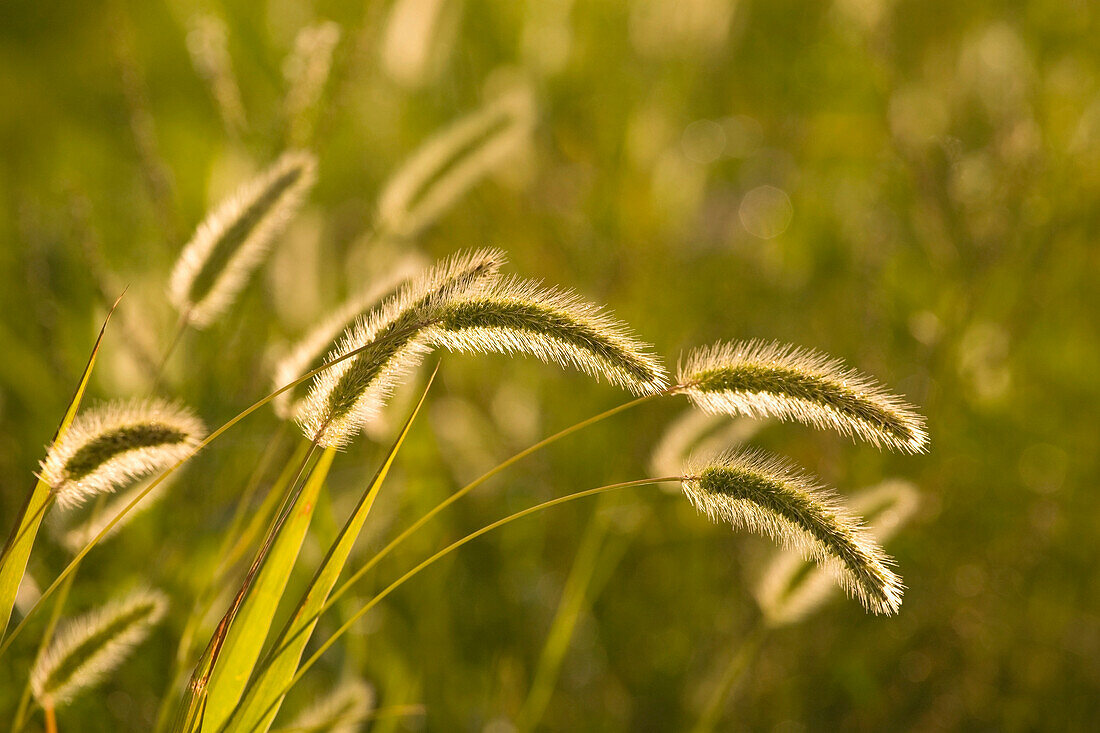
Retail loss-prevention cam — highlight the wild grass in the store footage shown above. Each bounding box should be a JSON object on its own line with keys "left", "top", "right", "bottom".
{"left": 0, "top": 36, "right": 931, "bottom": 733}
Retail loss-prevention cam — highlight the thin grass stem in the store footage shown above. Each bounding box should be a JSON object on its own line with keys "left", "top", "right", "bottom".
{"left": 229, "top": 476, "right": 681, "bottom": 733}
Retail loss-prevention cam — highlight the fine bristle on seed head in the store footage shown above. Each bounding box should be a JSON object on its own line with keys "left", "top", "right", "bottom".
{"left": 271, "top": 257, "right": 423, "bottom": 420}
{"left": 296, "top": 248, "right": 505, "bottom": 447}
{"left": 31, "top": 587, "right": 168, "bottom": 707}
{"left": 39, "top": 399, "right": 205, "bottom": 510}
{"left": 675, "top": 340, "right": 929, "bottom": 453}
{"left": 682, "top": 448, "right": 904, "bottom": 615}
{"left": 754, "top": 479, "right": 921, "bottom": 626}
{"left": 430, "top": 276, "right": 669, "bottom": 395}
{"left": 169, "top": 150, "right": 317, "bottom": 327}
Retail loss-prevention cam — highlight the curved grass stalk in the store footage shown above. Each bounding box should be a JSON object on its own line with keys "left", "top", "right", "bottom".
{"left": 224, "top": 477, "right": 681, "bottom": 733}
{"left": 246, "top": 392, "right": 662, "bottom": 685}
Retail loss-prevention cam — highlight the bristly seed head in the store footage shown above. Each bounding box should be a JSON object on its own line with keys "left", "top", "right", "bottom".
{"left": 271, "top": 257, "right": 423, "bottom": 420}
{"left": 681, "top": 448, "right": 904, "bottom": 615}
{"left": 40, "top": 399, "right": 205, "bottom": 510}
{"left": 31, "top": 587, "right": 168, "bottom": 707}
{"left": 754, "top": 479, "right": 921, "bottom": 626}
{"left": 675, "top": 340, "right": 929, "bottom": 453}
{"left": 297, "top": 248, "right": 506, "bottom": 448}
{"left": 430, "top": 276, "right": 669, "bottom": 395}
{"left": 169, "top": 150, "right": 317, "bottom": 327}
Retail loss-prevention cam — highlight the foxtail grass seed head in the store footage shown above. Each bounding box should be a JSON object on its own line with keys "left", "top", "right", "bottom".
{"left": 287, "top": 678, "right": 375, "bottom": 733}
{"left": 682, "top": 449, "right": 903, "bottom": 615}
{"left": 376, "top": 85, "right": 536, "bottom": 239}
{"left": 430, "top": 276, "right": 669, "bottom": 395}
{"left": 169, "top": 150, "right": 317, "bottom": 327}
{"left": 283, "top": 21, "right": 341, "bottom": 145}
{"left": 755, "top": 480, "right": 921, "bottom": 626}
{"left": 272, "top": 258, "right": 422, "bottom": 420}
{"left": 297, "top": 248, "right": 505, "bottom": 447}
{"left": 39, "top": 400, "right": 205, "bottom": 510}
{"left": 675, "top": 340, "right": 929, "bottom": 453}
{"left": 31, "top": 588, "right": 168, "bottom": 707}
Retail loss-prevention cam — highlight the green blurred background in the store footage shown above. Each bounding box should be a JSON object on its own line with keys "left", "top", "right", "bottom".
{"left": 2, "top": 0, "right": 1099, "bottom": 730}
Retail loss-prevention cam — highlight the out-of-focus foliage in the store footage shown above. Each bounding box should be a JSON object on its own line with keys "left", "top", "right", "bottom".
{"left": 1, "top": 0, "right": 1098, "bottom": 730}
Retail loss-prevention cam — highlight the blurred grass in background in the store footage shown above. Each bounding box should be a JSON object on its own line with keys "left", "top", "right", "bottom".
{"left": 2, "top": 0, "right": 1099, "bottom": 730}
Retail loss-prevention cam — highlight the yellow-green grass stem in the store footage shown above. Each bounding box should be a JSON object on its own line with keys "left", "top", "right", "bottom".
{"left": 228, "top": 476, "right": 681, "bottom": 733}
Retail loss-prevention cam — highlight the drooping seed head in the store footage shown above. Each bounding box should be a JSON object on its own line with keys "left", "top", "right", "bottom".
{"left": 40, "top": 400, "right": 205, "bottom": 510}
{"left": 31, "top": 588, "right": 168, "bottom": 707}
{"left": 675, "top": 340, "right": 929, "bottom": 453}
{"left": 755, "top": 479, "right": 921, "bottom": 626}
{"left": 430, "top": 276, "right": 669, "bottom": 395}
{"left": 271, "top": 257, "right": 423, "bottom": 420}
{"left": 376, "top": 85, "right": 536, "bottom": 239}
{"left": 287, "top": 678, "right": 375, "bottom": 733}
{"left": 297, "top": 248, "right": 505, "bottom": 447}
{"left": 169, "top": 150, "right": 317, "bottom": 327}
{"left": 681, "top": 448, "right": 904, "bottom": 615}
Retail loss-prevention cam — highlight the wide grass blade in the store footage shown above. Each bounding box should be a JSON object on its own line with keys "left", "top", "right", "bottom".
{"left": 0, "top": 293, "right": 121, "bottom": 638}
{"left": 224, "top": 368, "right": 436, "bottom": 733}
{"left": 199, "top": 445, "right": 337, "bottom": 731}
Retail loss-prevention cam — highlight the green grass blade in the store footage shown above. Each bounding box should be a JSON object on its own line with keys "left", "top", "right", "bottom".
{"left": 0, "top": 292, "right": 121, "bottom": 638}
{"left": 201, "top": 445, "right": 337, "bottom": 732}
{"left": 224, "top": 366, "right": 437, "bottom": 733}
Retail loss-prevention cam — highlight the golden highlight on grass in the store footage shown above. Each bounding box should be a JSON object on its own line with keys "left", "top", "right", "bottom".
{"left": 39, "top": 399, "right": 205, "bottom": 510}
{"left": 283, "top": 678, "right": 374, "bottom": 733}
{"left": 297, "top": 248, "right": 505, "bottom": 447}
{"left": 675, "top": 340, "right": 929, "bottom": 453}
{"left": 30, "top": 587, "right": 167, "bottom": 707}
{"left": 682, "top": 449, "right": 903, "bottom": 615}
{"left": 376, "top": 85, "right": 535, "bottom": 238}
{"left": 431, "top": 276, "right": 670, "bottom": 395}
{"left": 271, "top": 258, "right": 422, "bottom": 420}
{"left": 755, "top": 480, "right": 921, "bottom": 626}
{"left": 169, "top": 150, "right": 317, "bottom": 327}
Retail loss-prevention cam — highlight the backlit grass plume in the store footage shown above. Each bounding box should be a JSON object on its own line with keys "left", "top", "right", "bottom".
{"left": 283, "top": 678, "right": 374, "bottom": 733}
{"left": 682, "top": 449, "right": 903, "bottom": 615}
{"left": 431, "top": 276, "right": 669, "bottom": 394}
{"left": 376, "top": 85, "right": 535, "bottom": 239}
{"left": 271, "top": 258, "right": 422, "bottom": 420}
{"left": 169, "top": 150, "right": 317, "bottom": 327}
{"left": 675, "top": 340, "right": 928, "bottom": 453}
{"left": 297, "top": 248, "right": 506, "bottom": 447}
{"left": 755, "top": 480, "right": 920, "bottom": 626}
{"left": 39, "top": 399, "right": 205, "bottom": 510}
{"left": 30, "top": 588, "right": 167, "bottom": 707}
